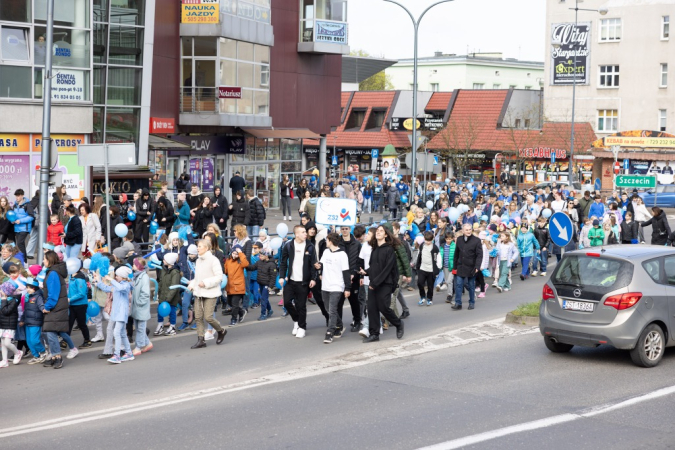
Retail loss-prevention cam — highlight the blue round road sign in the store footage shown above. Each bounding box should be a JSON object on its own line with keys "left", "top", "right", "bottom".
{"left": 549, "top": 212, "right": 574, "bottom": 248}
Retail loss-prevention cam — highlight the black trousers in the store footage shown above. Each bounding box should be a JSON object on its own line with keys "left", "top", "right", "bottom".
{"left": 283, "top": 280, "right": 309, "bottom": 330}
{"left": 68, "top": 304, "right": 91, "bottom": 341}
{"left": 311, "top": 281, "right": 329, "bottom": 321}
{"left": 229, "top": 294, "right": 244, "bottom": 320}
{"left": 368, "top": 284, "right": 400, "bottom": 336}
{"left": 15, "top": 231, "right": 29, "bottom": 258}
{"left": 338, "top": 277, "right": 360, "bottom": 325}
{"left": 134, "top": 220, "right": 150, "bottom": 243}
{"left": 417, "top": 270, "right": 435, "bottom": 301}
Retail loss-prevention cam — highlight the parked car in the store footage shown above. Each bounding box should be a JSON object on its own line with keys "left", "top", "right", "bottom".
{"left": 539, "top": 246, "right": 675, "bottom": 367}
{"left": 639, "top": 184, "right": 675, "bottom": 208}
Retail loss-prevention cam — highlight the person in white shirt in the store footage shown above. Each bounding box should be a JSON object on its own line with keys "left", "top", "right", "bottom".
{"left": 550, "top": 192, "right": 565, "bottom": 214}
{"left": 316, "top": 233, "right": 351, "bottom": 344}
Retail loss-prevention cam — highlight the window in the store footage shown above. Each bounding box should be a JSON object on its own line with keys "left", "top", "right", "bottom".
{"left": 663, "top": 16, "right": 670, "bottom": 40}
{"left": 660, "top": 63, "right": 668, "bottom": 87}
{"left": 1, "top": 26, "right": 30, "bottom": 61}
{"left": 642, "top": 259, "right": 661, "bottom": 284}
{"left": 365, "top": 109, "right": 386, "bottom": 131}
{"left": 493, "top": 83, "right": 501, "bottom": 89}
{"left": 664, "top": 256, "right": 675, "bottom": 286}
{"left": 524, "top": 119, "right": 531, "bottom": 128}
{"left": 345, "top": 109, "right": 366, "bottom": 131}
{"left": 430, "top": 83, "right": 439, "bottom": 92}
{"left": 472, "top": 83, "right": 484, "bottom": 89}
{"left": 600, "top": 18, "right": 622, "bottom": 42}
{"left": 0, "top": 65, "right": 31, "bottom": 98}
{"left": 599, "top": 65, "right": 619, "bottom": 87}
{"left": 515, "top": 119, "right": 521, "bottom": 128}
{"left": 1, "top": 0, "right": 31, "bottom": 23}
{"left": 659, "top": 109, "right": 667, "bottom": 132}
{"left": 597, "top": 109, "right": 618, "bottom": 132}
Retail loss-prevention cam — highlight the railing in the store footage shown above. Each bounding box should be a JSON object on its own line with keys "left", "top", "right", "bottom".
{"left": 221, "top": 0, "right": 271, "bottom": 25}
{"left": 179, "top": 87, "right": 219, "bottom": 114}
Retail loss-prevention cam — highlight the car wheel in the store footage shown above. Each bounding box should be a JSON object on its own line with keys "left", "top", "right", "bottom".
{"left": 544, "top": 336, "right": 573, "bottom": 353}
{"left": 630, "top": 324, "right": 665, "bottom": 368}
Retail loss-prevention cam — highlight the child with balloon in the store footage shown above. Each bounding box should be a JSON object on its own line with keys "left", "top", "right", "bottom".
{"left": 93, "top": 265, "right": 134, "bottom": 364}
{"left": 23, "top": 277, "right": 49, "bottom": 364}
{"left": 154, "top": 253, "right": 182, "bottom": 337}
{"left": 66, "top": 258, "right": 92, "bottom": 349}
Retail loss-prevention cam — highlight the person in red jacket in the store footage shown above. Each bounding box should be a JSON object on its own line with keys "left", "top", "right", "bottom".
{"left": 47, "top": 214, "right": 64, "bottom": 246}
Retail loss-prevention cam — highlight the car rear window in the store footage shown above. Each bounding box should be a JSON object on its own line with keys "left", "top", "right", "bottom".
{"left": 552, "top": 255, "right": 633, "bottom": 290}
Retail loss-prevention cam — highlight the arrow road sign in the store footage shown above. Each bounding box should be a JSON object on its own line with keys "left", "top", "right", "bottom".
{"left": 549, "top": 212, "right": 573, "bottom": 248}
{"left": 551, "top": 152, "right": 556, "bottom": 164}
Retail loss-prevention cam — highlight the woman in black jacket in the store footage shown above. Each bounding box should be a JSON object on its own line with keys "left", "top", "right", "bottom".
{"left": 63, "top": 205, "right": 83, "bottom": 259}
{"left": 192, "top": 196, "right": 214, "bottom": 237}
{"left": 620, "top": 212, "right": 640, "bottom": 244}
{"left": 156, "top": 196, "right": 175, "bottom": 235}
{"left": 360, "top": 225, "right": 404, "bottom": 343}
{"left": 211, "top": 187, "right": 229, "bottom": 233}
{"left": 228, "top": 191, "right": 250, "bottom": 229}
{"left": 51, "top": 185, "right": 66, "bottom": 216}
{"left": 42, "top": 251, "right": 76, "bottom": 369}
{"left": 642, "top": 207, "right": 671, "bottom": 246}
{"left": 100, "top": 205, "right": 125, "bottom": 252}
{"left": 0, "top": 196, "right": 11, "bottom": 244}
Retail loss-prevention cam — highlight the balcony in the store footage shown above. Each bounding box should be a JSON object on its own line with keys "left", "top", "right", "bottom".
{"left": 298, "top": 0, "right": 349, "bottom": 55}
{"left": 179, "top": 87, "right": 272, "bottom": 128}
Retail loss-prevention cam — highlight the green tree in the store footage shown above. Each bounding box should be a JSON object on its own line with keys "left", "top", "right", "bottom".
{"left": 359, "top": 71, "right": 394, "bottom": 91}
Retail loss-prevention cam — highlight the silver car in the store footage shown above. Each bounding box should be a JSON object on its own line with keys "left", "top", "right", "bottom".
{"left": 539, "top": 246, "right": 675, "bottom": 367}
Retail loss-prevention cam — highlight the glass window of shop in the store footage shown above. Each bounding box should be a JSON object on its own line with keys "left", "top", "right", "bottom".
{"left": 221, "top": 0, "right": 271, "bottom": 25}
{"left": 181, "top": 37, "right": 269, "bottom": 116}
{"left": 92, "top": 0, "right": 147, "bottom": 145}
{"left": 0, "top": 0, "right": 91, "bottom": 101}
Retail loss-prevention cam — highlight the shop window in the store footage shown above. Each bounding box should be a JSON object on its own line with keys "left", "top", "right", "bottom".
{"left": 94, "top": 0, "right": 108, "bottom": 22}
{"left": 105, "top": 107, "right": 140, "bottom": 144}
{"left": 1, "top": 27, "right": 30, "bottom": 62}
{"left": 599, "top": 65, "right": 619, "bottom": 87}
{"left": 0, "top": 0, "right": 31, "bottom": 23}
{"left": 35, "top": 0, "right": 89, "bottom": 28}
{"left": 108, "top": 25, "right": 144, "bottom": 66}
{"left": 365, "top": 109, "right": 386, "bottom": 131}
{"left": 281, "top": 140, "right": 301, "bottom": 160}
{"left": 597, "top": 109, "right": 618, "bottom": 132}
{"left": 345, "top": 109, "right": 366, "bottom": 131}
{"left": 0, "top": 65, "right": 31, "bottom": 98}
{"left": 34, "top": 26, "right": 91, "bottom": 68}
{"left": 266, "top": 139, "right": 280, "bottom": 160}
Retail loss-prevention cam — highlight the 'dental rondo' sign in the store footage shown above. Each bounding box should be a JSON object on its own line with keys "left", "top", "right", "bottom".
{"left": 315, "top": 198, "right": 357, "bottom": 227}
{"left": 51, "top": 70, "right": 85, "bottom": 102}
{"left": 182, "top": 0, "right": 219, "bottom": 24}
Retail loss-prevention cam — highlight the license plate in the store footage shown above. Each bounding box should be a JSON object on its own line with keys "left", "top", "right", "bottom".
{"left": 562, "top": 300, "right": 594, "bottom": 312}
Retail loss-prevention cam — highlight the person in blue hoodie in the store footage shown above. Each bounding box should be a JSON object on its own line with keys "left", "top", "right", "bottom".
{"left": 94, "top": 265, "right": 134, "bottom": 364}
{"left": 68, "top": 262, "right": 92, "bottom": 348}
{"left": 516, "top": 223, "right": 540, "bottom": 281}
{"left": 23, "top": 277, "right": 48, "bottom": 364}
{"left": 11, "top": 189, "right": 34, "bottom": 259}
{"left": 588, "top": 195, "right": 605, "bottom": 221}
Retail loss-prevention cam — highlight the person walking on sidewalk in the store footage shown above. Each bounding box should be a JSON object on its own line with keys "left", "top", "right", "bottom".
{"left": 279, "top": 225, "right": 318, "bottom": 339}
{"left": 187, "top": 239, "right": 227, "bottom": 349}
{"left": 452, "top": 224, "right": 483, "bottom": 311}
{"left": 317, "top": 233, "right": 351, "bottom": 344}
{"left": 224, "top": 244, "right": 249, "bottom": 327}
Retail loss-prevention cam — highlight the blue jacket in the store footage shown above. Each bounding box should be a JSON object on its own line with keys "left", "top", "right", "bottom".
{"left": 96, "top": 279, "right": 131, "bottom": 322}
{"left": 12, "top": 200, "right": 34, "bottom": 233}
{"left": 249, "top": 254, "right": 259, "bottom": 281}
{"left": 517, "top": 230, "right": 540, "bottom": 257}
{"left": 24, "top": 289, "right": 45, "bottom": 327}
{"left": 175, "top": 203, "right": 191, "bottom": 226}
{"left": 589, "top": 202, "right": 605, "bottom": 220}
{"left": 131, "top": 271, "right": 151, "bottom": 321}
{"left": 68, "top": 271, "right": 88, "bottom": 306}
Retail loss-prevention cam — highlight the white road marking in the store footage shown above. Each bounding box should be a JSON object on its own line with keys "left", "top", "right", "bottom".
{"left": 416, "top": 385, "right": 675, "bottom": 450}
{"left": 0, "top": 320, "right": 536, "bottom": 438}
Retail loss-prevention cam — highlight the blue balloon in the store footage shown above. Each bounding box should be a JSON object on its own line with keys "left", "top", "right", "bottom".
{"left": 149, "top": 220, "right": 159, "bottom": 235}
{"left": 448, "top": 208, "right": 460, "bottom": 222}
{"left": 220, "top": 275, "right": 228, "bottom": 289}
{"left": 311, "top": 176, "right": 316, "bottom": 182}
{"left": 114, "top": 223, "right": 128, "bottom": 238}
{"left": 374, "top": 177, "right": 379, "bottom": 182}
{"left": 542, "top": 208, "right": 552, "bottom": 218}
{"left": 127, "top": 210, "right": 136, "bottom": 221}
{"left": 276, "top": 222, "right": 289, "bottom": 239}
{"left": 158, "top": 301, "right": 171, "bottom": 317}
{"left": 6, "top": 210, "right": 17, "bottom": 222}
{"left": 87, "top": 301, "right": 100, "bottom": 317}
{"left": 401, "top": 195, "right": 409, "bottom": 204}
{"left": 350, "top": 175, "right": 357, "bottom": 181}
{"left": 481, "top": 215, "right": 489, "bottom": 222}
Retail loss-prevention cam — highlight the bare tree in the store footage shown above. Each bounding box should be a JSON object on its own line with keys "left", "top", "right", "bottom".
{"left": 500, "top": 105, "right": 544, "bottom": 189}
{"left": 433, "top": 115, "right": 491, "bottom": 180}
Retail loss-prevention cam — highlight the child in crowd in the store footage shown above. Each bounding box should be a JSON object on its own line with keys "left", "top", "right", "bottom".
{"left": 516, "top": 223, "right": 539, "bottom": 280}
{"left": 416, "top": 231, "right": 440, "bottom": 306}
{"left": 155, "top": 253, "right": 181, "bottom": 336}
{"left": 68, "top": 259, "right": 91, "bottom": 349}
{"left": 224, "top": 245, "right": 249, "bottom": 327}
{"left": 496, "top": 232, "right": 518, "bottom": 293}
{"left": 589, "top": 219, "right": 605, "bottom": 247}
{"left": 247, "top": 249, "right": 277, "bottom": 320}
{"left": 47, "top": 215, "right": 64, "bottom": 246}
{"left": 131, "top": 258, "right": 152, "bottom": 356}
{"left": 95, "top": 266, "right": 134, "bottom": 364}
{"left": 178, "top": 244, "right": 198, "bottom": 331}
{"left": 249, "top": 243, "right": 262, "bottom": 309}
{"left": 0, "top": 281, "right": 22, "bottom": 367}
{"left": 23, "top": 278, "right": 48, "bottom": 364}
{"left": 440, "top": 231, "right": 455, "bottom": 302}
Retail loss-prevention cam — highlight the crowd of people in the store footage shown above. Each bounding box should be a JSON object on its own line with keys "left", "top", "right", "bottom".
{"left": 0, "top": 172, "right": 668, "bottom": 370}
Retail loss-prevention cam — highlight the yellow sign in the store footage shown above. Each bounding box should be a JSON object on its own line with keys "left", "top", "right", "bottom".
{"left": 181, "top": 0, "right": 219, "bottom": 24}
{"left": 33, "top": 134, "right": 85, "bottom": 152}
{"left": 604, "top": 136, "right": 675, "bottom": 149}
{"left": 403, "top": 118, "right": 421, "bottom": 131}
{"left": 0, "top": 134, "right": 30, "bottom": 152}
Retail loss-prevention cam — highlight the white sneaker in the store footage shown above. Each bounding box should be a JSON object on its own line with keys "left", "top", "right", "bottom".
{"left": 66, "top": 347, "right": 79, "bottom": 359}
{"left": 380, "top": 326, "right": 384, "bottom": 335}
{"left": 359, "top": 327, "right": 370, "bottom": 338}
{"left": 0, "top": 360, "right": 8, "bottom": 368}
{"left": 440, "top": 283, "right": 447, "bottom": 291}
{"left": 204, "top": 330, "right": 215, "bottom": 341}
{"left": 154, "top": 323, "right": 164, "bottom": 336}
{"left": 296, "top": 328, "right": 306, "bottom": 338}
{"left": 12, "top": 350, "right": 23, "bottom": 365}
{"left": 541, "top": 272, "right": 547, "bottom": 277}
{"left": 292, "top": 322, "right": 299, "bottom": 335}
{"left": 531, "top": 271, "right": 538, "bottom": 277}
{"left": 91, "top": 334, "right": 104, "bottom": 343}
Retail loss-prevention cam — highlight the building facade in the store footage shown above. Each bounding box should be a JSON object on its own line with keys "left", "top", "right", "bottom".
{"left": 386, "top": 52, "right": 544, "bottom": 92}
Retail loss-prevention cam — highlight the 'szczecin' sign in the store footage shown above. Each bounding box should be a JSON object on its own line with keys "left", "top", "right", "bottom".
{"left": 615, "top": 174, "right": 656, "bottom": 188}
{"left": 315, "top": 198, "right": 357, "bottom": 227}
{"left": 181, "top": 0, "right": 219, "bottom": 24}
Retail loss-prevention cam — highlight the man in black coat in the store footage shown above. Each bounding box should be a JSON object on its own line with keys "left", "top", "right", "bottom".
{"left": 229, "top": 171, "right": 246, "bottom": 200}
{"left": 452, "top": 224, "right": 483, "bottom": 310}
{"left": 246, "top": 189, "right": 265, "bottom": 238}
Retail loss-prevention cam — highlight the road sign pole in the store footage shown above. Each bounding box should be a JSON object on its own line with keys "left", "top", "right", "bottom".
{"left": 103, "top": 144, "right": 112, "bottom": 248}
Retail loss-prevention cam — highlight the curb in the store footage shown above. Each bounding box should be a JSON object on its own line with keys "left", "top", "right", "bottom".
{"left": 505, "top": 312, "right": 540, "bottom": 326}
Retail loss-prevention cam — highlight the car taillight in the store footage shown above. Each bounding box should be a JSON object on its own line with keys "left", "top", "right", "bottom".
{"left": 542, "top": 284, "right": 555, "bottom": 300}
{"left": 604, "top": 293, "right": 643, "bottom": 310}
{"left": 586, "top": 253, "right": 601, "bottom": 257}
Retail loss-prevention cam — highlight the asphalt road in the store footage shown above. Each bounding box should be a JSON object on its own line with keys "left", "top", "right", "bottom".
{"left": 3, "top": 214, "right": 675, "bottom": 449}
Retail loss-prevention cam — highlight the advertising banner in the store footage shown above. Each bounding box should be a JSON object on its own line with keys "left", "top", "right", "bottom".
{"left": 189, "top": 159, "right": 201, "bottom": 185}
{"left": 31, "top": 154, "right": 85, "bottom": 201}
{"left": 381, "top": 155, "right": 399, "bottom": 181}
{"left": 181, "top": 0, "right": 219, "bottom": 24}
{"left": 0, "top": 134, "right": 31, "bottom": 152}
{"left": 33, "top": 134, "right": 85, "bottom": 153}
{"left": 315, "top": 20, "right": 348, "bottom": 44}
{"left": 202, "top": 159, "right": 214, "bottom": 191}
{"left": 52, "top": 69, "right": 85, "bottom": 101}
{"left": 0, "top": 155, "right": 30, "bottom": 200}
{"left": 551, "top": 22, "right": 590, "bottom": 85}
{"left": 315, "top": 198, "right": 357, "bottom": 226}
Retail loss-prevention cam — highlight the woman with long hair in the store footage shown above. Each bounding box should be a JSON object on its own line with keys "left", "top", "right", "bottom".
{"left": 296, "top": 179, "right": 308, "bottom": 218}
{"left": 192, "top": 196, "right": 214, "bottom": 237}
{"left": 280, "top": 175, "right": 293, "bottom": 221}
{"left": 51, "top": 185, "right": 66, "bottom": 216}
{"left": 0, "top": 196, "right": 11, "bottom": 244}
{"left": 211, "top": 186, "right": 228, "bottom": 233}
{"left": 79, "top": 203, "right": 101, "bottom": 257}
{"left": 92, "top": 196, "right": 104, "bottom": 217}
{"left": 359, "top": 225, "right": 404, "bottom": 343}
{"left": 641, "top": 207, "right": 670, "bottom": 245}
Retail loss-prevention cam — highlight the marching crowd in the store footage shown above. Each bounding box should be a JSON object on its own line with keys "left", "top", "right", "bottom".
{"left": 0, "top": 172, "right": 667, "bottom": 370}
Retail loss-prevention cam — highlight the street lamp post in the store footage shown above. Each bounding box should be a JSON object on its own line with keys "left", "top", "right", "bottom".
{"left": 553, "top": 0, "right": 607, "bottom": 185}
{"left": 383, "top": 0, "right": 453, "bottom": 206}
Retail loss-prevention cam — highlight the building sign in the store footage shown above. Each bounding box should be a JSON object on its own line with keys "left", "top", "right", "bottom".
{"left": 33, "top": 135, "right": 85, "bottom": 153}
{"left": 168, "top": 134, "right": 244, "bottom": 154}
{"left": 51, "top": 69, "right": 85, "bottom": 101}
{"left": 315, "top": 20, "right": 348, "bottom": 44}
{"left": 519, "top": 147, "right": 568, "bottom": 159}
{"left": 390, "top": 116, "right": 444, "bottom": 132}
{"left": 603, "top": 136, "right": 675, "bottom": 149}
{"left": 31, "top": 154, "right": 85, "bottom": 201}
{"left": 150, "top": 117, "right": 176, "bottom": 134}
{"left": 551, "top": 22, "right": 590, "bottom": 86}
{"left": 0, "top": 134, "right": 31, "bottom": 152}
{"left": 0, "top": 155, "right": 30, "bottom": 199}
{"left": 181, "top": 0, "right": 219, "bottom": 24}
{"left": 237, "top": 0, "right": 271, "bottom": 24}
{"left": 218, "top": 86, "right": 242, "bottom": 99}
{"left": 315, "top": 198, "right": 357, "bottom": 226}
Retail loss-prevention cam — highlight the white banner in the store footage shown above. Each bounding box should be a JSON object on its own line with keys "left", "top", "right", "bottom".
{"left": 315, "top": 198, "right": 357, "bottom": 226}
{"left": 51, "top": 69, "right": 85, "bottom": 102}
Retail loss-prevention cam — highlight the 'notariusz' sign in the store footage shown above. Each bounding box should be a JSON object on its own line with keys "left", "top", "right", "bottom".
{"left": 550, "top": 22, "right": 590, "bottom": 86}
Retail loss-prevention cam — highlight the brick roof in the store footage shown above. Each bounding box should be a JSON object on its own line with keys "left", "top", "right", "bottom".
{"left": 425, "top": 92, "right": 453, "bottom": 112}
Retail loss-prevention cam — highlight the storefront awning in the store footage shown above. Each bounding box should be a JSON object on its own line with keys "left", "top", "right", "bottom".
{"left": 148, "top": 134, "right": 191, "bottom": 149}
{"left": 241, "top": 128, "right": 321, "bottom": 139}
